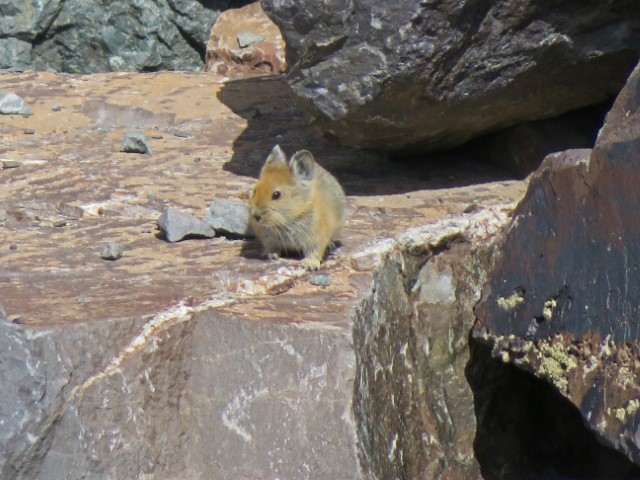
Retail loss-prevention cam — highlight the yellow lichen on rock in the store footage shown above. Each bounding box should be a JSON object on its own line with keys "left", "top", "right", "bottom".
{"left": 497, "top": 293, "right": 524, "bottom": 311}
{"left": 536, "top": 339, "right": 577, "bottom": 394}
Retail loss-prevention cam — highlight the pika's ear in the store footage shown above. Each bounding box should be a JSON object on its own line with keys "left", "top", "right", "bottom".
{"left": 290, "top": 150, "right": 315, "bottom": 182}
{"left": 264, "top": 144, "right": 287, "bottom": 167}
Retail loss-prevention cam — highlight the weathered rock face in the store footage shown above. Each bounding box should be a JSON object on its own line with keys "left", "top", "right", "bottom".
{"left": 205, "top": 2, "right": 287, "bottom": 77}
{"left": 354, "top": 215, "right": 509, "bottom": 480}
{"left": 0, "top": 0, "right": 250, "bottom": 73}
{"left": 261, "top": 0, "right": 640, "bottom": 152}
{"left": 0, "top": 69, "right": 526, "bottom": 478}
{"left": 474, "top": 61, "right": 640, "bottom": 466}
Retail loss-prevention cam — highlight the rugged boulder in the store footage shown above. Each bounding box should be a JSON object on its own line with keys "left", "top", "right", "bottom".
{"left": 205, "top": 2, "right": 287, "bottom": 77}
{"left": 474, "top": 60, "right": 640, "bottom": 466}
{"left": 261, "top": 0, "right": 640, "bottom": 152}
{"left": 0, "top": 0, "right": 250, "bottom": 73}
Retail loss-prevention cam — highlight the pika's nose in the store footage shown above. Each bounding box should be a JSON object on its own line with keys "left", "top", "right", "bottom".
{"left": 253, "top": 214, "right": 261, "bottom": 222}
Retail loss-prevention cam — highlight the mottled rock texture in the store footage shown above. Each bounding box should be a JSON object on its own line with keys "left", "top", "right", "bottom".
{"left": 0, "top": 0, "right": 250, "bottom": 73}
{"left": 354, "top": 216, "right": 508, "bottom": 480}
{"left": 474, "top": 61, "right": 640, "bottom": 467}
{"left": 261, "top": 0, "right": 640, "bottom": 152}
{"left": 205, "top": 2, "right": 287, "bottom": 77}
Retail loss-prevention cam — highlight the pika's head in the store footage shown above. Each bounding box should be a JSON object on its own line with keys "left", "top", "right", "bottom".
{"left": 249, "top": 145, "right": 316, "bottom": 229}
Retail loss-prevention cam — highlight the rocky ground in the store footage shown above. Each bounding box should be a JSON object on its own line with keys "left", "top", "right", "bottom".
{"left": 0, "top": 70, "right": 526, "bottom": 478}
{"left": 0, "top": 70, "right": 523, "bottom": 328}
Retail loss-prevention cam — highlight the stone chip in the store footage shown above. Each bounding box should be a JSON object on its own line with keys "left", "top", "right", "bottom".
{"left": 0, "top": 91, "right": 33, "bottom": 116}
{"left": 206, "top": 199, "right": 254, "bottom": 238}
{"left": 120, "top": 132, "right": 152, "bottom": 155}
{"left": 157, "top": 207, "right": 215, "bottom": 243}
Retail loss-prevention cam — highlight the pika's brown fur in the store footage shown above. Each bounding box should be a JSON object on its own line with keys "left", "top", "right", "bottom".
{"left": 248, "top": 145, "right": 346, "bottom": 270}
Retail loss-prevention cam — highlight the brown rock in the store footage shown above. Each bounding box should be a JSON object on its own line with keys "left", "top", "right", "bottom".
{"left": 0, "top": 69, "right": 526, "bottom": 478}
{"left": 473, "top": 60, "right": 640, "bottom": 468}
{"left": 205, "top": 2, "right": 287, "bottom": 77}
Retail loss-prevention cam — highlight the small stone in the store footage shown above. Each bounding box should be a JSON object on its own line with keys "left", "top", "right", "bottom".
{"left": 309, "top": 275, "right": 332, "bottom": 287}
{"left": 23, "top": 128, "right": 35, "bottom": 135}
{"left": 150, "top": 134, "right": 164, "bottom": 139}
{"left": 52, "top": 103, "right": 63, "bottom": 112}
{"left": 206, "top": 199, "right": 255, "bottom": 238}
{"left": 2, "top": 161, "right": 21, "bottom": 169}
{"left": 52, "top": 219, "right": 67, "bottom": 227}
{"left": 75, "top": 297, "right": 93, "bottom": 304}
{"left": 10, "top": 315, "right": 26, "bottom": 325}
{"left": 0, "top": 92, "right": 33, "bottom": 116}
{"left": 100, "top": 242, "right": 126, "bottom": 260}
{"left": 463, "top": 203, "right": 480, "bottom": 214}
{"left": 120, "top": 132, "right": 152, "bottom": 154}
{"left": 174, "top": 132, "right": 193, "bottom": 138}
{"left": 237, "top": 32, "right": 267, "bottom": 48}
{"left": 157, "top": 207, "right": 215, "bottom": 243}
{"left": 9, "top": 244, "right": 17, "bottom": 251}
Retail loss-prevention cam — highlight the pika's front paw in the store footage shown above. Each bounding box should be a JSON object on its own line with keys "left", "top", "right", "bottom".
{"left": 301, "top": 257, "right": 321, "bottom": 271}
{"left": 261, "top": 252, "right": 280, "bottom": 260}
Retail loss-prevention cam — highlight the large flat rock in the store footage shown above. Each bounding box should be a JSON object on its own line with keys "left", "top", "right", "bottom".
{"left": 0, "top": 70, "right": 525, "bottom": 478}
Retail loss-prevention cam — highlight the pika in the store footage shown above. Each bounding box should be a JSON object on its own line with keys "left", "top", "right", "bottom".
{"left": 249, "top": 145, "right": 347, "bottom": 271}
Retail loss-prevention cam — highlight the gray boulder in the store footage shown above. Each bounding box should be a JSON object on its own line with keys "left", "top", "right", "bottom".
{"left": 261, "top": 0, "right": 640, "bottom": 152}
{"left": 0, "top": 0, "right": 250, "bottom": 73}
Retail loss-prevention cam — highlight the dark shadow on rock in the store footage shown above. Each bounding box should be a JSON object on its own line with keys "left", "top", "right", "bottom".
{"left": 217, "top": 75, "right": 519, "bottom": 196}
{"left": 465, "top": 339, "right": 640, "bottom": 480}
{"left": 463, "top": 102, "right": 613, "bottom": 179}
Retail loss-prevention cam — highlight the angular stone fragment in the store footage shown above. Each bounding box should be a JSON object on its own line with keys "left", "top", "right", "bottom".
{"left": 100, "top": 242, "right": 126, "bottom": 260}
{"left": 0, "top": 92, "right": 33, "bottom": 116}
{"left": 309, "top": 274, "right": 331, "bottom": 287}
{"left": 120, "top": 132, "right": 152, "bottom": 155}
{"left": 157, "top": 208, "right": 215, "bottom": 243}
{"left": 206, "top": 200, "right": 254, "bottom": 238}
{"left": 237, "top": 32, "right": 265, "bottom": 48}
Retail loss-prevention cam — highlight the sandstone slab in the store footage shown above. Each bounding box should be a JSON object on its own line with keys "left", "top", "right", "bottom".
{"left": 205, "top": 2, "right": 287, "bottom": 77}
{"left": 0, "top": 69, "right": 526, "bottom": 478}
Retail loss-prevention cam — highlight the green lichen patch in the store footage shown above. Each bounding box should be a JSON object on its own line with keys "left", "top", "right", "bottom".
{"left": 536, "top": 339, "right": 578, "bottom": 394}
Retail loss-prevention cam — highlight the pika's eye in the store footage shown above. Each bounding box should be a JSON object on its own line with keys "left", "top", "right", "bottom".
{"left": 272, "top": 191, "right": 281, "bottom": 200}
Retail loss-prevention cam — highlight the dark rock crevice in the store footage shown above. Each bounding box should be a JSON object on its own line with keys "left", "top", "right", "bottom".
{"left": 466, "top": 339, "right": 640, "bottom": 480}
